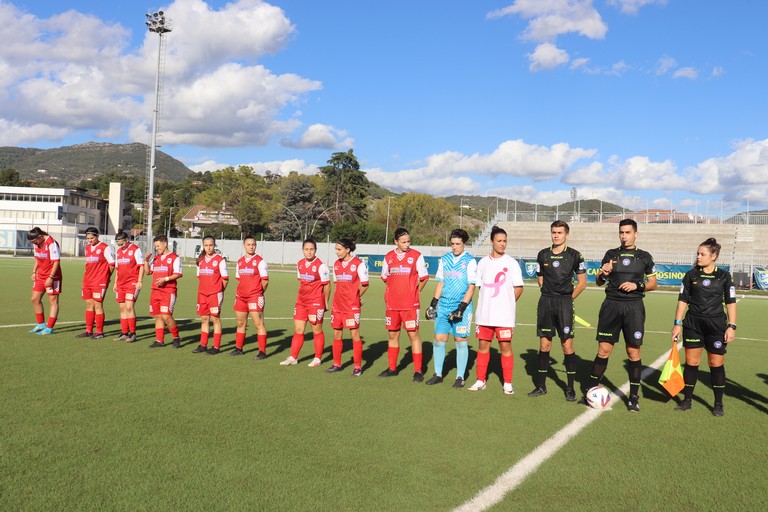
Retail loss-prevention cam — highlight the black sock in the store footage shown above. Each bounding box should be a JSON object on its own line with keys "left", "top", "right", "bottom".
{"left": 628, "top": 359, "right": 642, "bottom": 399}
{"left": 585, "top": 356, "right": 609, "bottom": 393}
{"left": 683, "top": 364, "right": 699, "bottom": 401}
{"left": 710, "top": 365, "right": 726, "bottom": 404}
{"left": 564, "top": 352, "right": 576, "bottom": 390}
{"left": 536, "top": 350, "right": 550, "bottom": 388}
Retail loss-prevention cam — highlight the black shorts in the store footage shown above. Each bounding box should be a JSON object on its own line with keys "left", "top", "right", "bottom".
{"left": 596, "top": 299, "right": 645, "bottom": 346}
{"left": 682, "top": 313, "right": 728, "bottom": 355}
{"left": 536, "top": 295, "right": 575, "bottom": 341}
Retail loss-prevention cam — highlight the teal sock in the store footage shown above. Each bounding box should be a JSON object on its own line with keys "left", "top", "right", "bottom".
{"left": 455, "top": 341, "right": 468, "bottom": 379}
{"left": 433, "top": 341, "right": 446, "bottom": 376}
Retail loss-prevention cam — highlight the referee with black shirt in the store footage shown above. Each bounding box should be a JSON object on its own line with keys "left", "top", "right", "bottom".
{"left": 528, "top": 220, "right": 587, "bottom": 401}
{"left": 671, "top": 238, "right": 736, "bottom": 417}
{"left": 581, "top": 219, "right": 657, "bottom": 412}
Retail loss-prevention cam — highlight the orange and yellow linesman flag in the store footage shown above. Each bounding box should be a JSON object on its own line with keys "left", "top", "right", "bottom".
{"left": 659, "top": 340, "right": 685, "bottom": 396}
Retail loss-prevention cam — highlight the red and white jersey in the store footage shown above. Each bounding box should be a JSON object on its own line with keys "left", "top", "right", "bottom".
{"left": 381, "top": 248, "right": 429, "bottom": 310}
{"left": 34, "top": 236, "right": 62, "bottom": 280}
{"left": 148, "top": 252, "right": 182, "bottom": 291}
{"left": 115, "top": 243, "right": 143, "bottom": 288}
{"left": 83, "top": 241, "right": 115, "bottom": 286}
{"left": 475, "top": 253, "right": 524, "bottom": 327}
{"left": 236, "top": 254, "right": 268, "bottom": 298}
{"left": 296, "top": 257, "right": 330, "bottom": 306}
{"left": 197, "top": 254, "right": 228, "bottom": 296}
{"left": 332, "top": 256, "right": 369, "bottom": 312}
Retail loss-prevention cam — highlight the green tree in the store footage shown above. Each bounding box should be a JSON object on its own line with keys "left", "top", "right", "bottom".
{"left": 372, "top": 193, "right": 455, "bottom": 245}
{"left": 318, "top": 149, "right": 370, "bottom": 222}
{"left": 0, "top": 168, "right": 23, "bottom": 186}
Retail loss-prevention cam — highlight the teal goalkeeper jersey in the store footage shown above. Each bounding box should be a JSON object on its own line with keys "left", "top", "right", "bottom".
{"left": 435, "top": 251, "right": 477, "bottom": 307}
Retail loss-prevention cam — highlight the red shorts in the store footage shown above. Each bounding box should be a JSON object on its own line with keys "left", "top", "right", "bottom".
{"left": 331, "top": 309, "right": 360, "bottom": 330}
{"left": 234, "top": 295, "right": 265, "bottom": 313}
{"left": 385, "top": 309, "right": 419, "bottom": 332}
{"left": 149, "top": 290, "right": 176, "bottom": 316}
{"left": 115, "top": 285, "right": 141, "bottom": 303}
{"left": 294, "top": 302, "right": 326, "bottom": 325}
{"left": 82, "top": 284, "right": 107, "bottom": 302}
{"left": 33, "top": 276, "right": 62, "bottom": 295}
{"left": 475, "top": 325, "right": 514, "bottom": 342}
{"left": 197, "top": 292, "right": 224, "bottom": 317}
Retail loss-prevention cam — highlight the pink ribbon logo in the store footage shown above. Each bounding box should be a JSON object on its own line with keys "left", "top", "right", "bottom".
{"left": 483, "top": 268, "right": 508, "bottom": 297}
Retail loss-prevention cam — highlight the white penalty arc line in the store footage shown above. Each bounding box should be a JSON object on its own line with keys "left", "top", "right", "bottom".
{"left": 453, "top": 342, "right": 682, "bottom": 512}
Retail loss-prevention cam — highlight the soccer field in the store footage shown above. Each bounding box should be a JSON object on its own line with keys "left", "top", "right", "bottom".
{"left": 2, "top": 257, "right": 767, "bottom": 511}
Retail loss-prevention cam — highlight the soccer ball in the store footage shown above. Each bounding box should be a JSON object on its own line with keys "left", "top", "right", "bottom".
{"left": 586, "top": 386, "right": 611, "bottom": 409}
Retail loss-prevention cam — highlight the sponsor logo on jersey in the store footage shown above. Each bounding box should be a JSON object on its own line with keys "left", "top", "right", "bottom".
{"left": 499, "top": 329, "right": 512, "bottom": 338}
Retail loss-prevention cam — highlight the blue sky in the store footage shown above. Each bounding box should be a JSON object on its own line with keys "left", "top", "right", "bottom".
{"left": 2, "top": 0, "right": 767, "bottom": 212}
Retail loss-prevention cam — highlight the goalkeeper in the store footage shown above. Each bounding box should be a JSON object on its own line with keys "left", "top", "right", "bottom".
{"left": 424, "top": 229, "right": 477, "bottom": 388}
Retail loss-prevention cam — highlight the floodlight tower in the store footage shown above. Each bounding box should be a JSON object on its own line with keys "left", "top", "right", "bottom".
{"left": 144, "top": 10, "right": 172, "bottom": 249}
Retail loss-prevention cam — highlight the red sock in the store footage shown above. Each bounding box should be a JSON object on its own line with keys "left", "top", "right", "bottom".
{"left": 46, "top": 317, "right": 57, "bottom": 328}
{"left": 169, "top": 325, "right": 180, "bottom": 339}
{"left": 85, "top": 310, "right": 95, "bottom": 332}
{"left": 213, "top": 332, "right": 222, "bottom": 349}
{"left": 128, "top": 317, "right": 137, "bottom": 334}
{"left": 155, "top": 327, "right": 165, "bottom": 343}
{"left": 235, "top": 331, "right": 246, "bottom": 350}
{"left": 35, "top": 312, "right": 45, "bottom": 324}
{"left": 332, "top": 339, "right": 343, "bottom": 366}
{"left": 257, "top": 334, "right": 267, "bottom": 353}
{"left": 412, "top": 352, "right": 423, "bottom": 373}
{"left": 352, "top": 340, "right": 363, "bottom": 369}
{"left": 313, "top": 332, "right": 326, "bottom": 359}
{"left": 388, "top": 346, "right": 400, "bottom": 371}
{"left": 200, "top": 331, "right": 209, "bottom": 347}
{"left": 290, "top": 333, "right": 304, "bottom": 359}
{"left": 501, "top": 354, "right": 515, "bottom": 384}
{"left": 95, "top": 313, "right": 105, "bottom": 333}
{"left": 120, "top": 318, "right": 129, "bottom": 335}
{"left": 476, "top": 352, "right": 491, "bottom": 381}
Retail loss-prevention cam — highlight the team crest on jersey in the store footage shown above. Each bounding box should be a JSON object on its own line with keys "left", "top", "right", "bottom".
{"left": 702, "top": 279, "right": 711, "bottom": 287}
{"left": 634, "top": 331, "right": 642, "bottom": 339}
{"left": 407, "top": 257, "right": 413, "bottom": 264}
{"left": 578, "top": 262, "right": 586, "bottom": 270}
{"left": 351, "top": 264, "right": 356, "bottom": 271}
{"left": 252, "top": 260, "right": 257, "bottom": 266}
{"left": 552, "top": 260, "right": 560, "bottom": 268}
{"left": 622, "top": 258, "right": 631, "bottom": 266}
{"left": 714, "top": 340, "right": 723, "bottom": 349}
{"left": 312, "top": 266, "right": 317, "bottom": 272}
{"left": 96, "top": 249, "right": 101, "bottom": 254}
{"left": 564, "top": 326, "right": 571, "bottom": 334}
{"left": 525, "top": 262, "right": 538, "bottom": 277}
{"left": 166, "top": 257, "right": 172, "bottom": 264}
{"left": 128, "top": 250, "right": 133, "bottom": 256}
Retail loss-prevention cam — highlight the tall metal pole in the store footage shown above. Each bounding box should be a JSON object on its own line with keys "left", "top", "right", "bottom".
{"left": 144, "top": 10, "right": 171, "bottom": 250}
{"left": 385, "top": 196, "right": 392, "bottom": 243}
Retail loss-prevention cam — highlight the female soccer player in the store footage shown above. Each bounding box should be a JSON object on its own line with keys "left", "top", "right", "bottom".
{"left": 144, "top": 235, "right": 183, "bottom": 348}
{"left": 76, "top": 227, "right": 115, "bottom": 339}
{"left": 671, "top": 238, "right": 737, "bottom": 417}
{"left": 27, "top": 227, "right": 62, "bottom": 336}
{"left": 113, "top": 231, "right": 144, "bottom": 342}
{"left": 468, "top": 226, "right": 524, "bottom": 394}
{"left": 280, "top": 237, "right": 331, "bottom": 367}
{"left": 326, "top": 237, "right": 369, "bottom": 376}
{"left": 192, "top": 236, "right": 229, "bottom": 354}
{"left": 232, "top": 235, "right": 269, "bottom": 358}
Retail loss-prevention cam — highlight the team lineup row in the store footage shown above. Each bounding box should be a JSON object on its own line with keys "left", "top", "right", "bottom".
{"left": 26, "top": 220, "right": 737, "bottom": 415}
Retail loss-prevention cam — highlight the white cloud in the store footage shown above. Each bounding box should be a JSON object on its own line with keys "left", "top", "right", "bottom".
{"left": 281, "top": 123, "right": 354, "bottom": 149}
{"left": 685, "top": 138, "right": 768, "bottom": 200}
{"left": 488, "top": 1, "right": 607, "bottom": 42}
{"left": 655, "top": 55, "right": 677, "bottom": 75}
{"left": 570, "top": 57, "right": 590, "bottom": 69}
{"left": 710, "top": 66, "right": 725, "bottom": 78}
{"left": 189, "top": 158, "right": 318, "bottom": 175}
{"left": 0, "top": 0, "right": 326, "bottom": 148}
{"left": 564, "top": 154, "right": 685, "bottom": 190}
{"left": 673, "top": 67, "right": 698, "bottom": 79}
{"left": 607, "top": 0, "right": 667, "bottom": 15}
{"left": 528, "top": 43, "right": 570, "bottom": 71}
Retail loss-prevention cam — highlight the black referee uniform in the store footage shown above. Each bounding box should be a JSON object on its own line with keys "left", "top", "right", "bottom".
{"left": 533, "top": 246, "right": 586, "bottom": 398}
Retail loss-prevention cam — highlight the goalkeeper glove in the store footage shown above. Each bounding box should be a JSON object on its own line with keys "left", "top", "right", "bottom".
{"left": 449, "top": 302, "right": 468, "bottom": 322}
{"left": 425, "top": 297, "right": 439, "bottom": 320}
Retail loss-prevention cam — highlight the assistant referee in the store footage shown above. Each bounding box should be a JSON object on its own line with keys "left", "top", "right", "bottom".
{"left": 671, "top": 238, "right": 737, "bottom": 417}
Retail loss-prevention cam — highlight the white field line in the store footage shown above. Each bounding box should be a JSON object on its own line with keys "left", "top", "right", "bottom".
{"left": 453, "top": 342, "right": 682, "bottom": 512}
